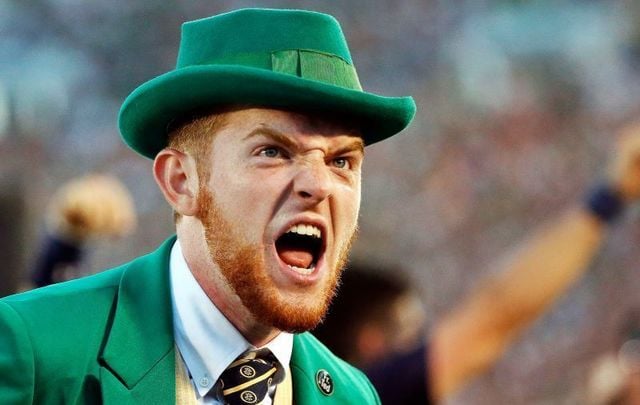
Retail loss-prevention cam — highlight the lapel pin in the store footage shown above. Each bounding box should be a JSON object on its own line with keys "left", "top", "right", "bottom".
{"left": 315, "top": 369, "right": 334, "bottom": 396}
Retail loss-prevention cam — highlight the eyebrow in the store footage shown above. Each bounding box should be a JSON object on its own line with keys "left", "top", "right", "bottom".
{"left": 242, "top": 125, "right": 365, "bottom": 155}
{"left": 333, "top": 139, "right": 364, "bottom": 156}
{"left": 242, "top": 126, "right": 296, "bottom": 149}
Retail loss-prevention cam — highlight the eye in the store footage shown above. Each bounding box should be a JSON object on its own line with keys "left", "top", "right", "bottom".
{"left": 332, "top": 157, "right": 350, "bottom": 169}
{"left": 259, "top": 147, "right": 282, "bottom": 158}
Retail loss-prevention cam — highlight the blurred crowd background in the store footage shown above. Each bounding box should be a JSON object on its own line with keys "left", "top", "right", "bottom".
{"left": 2, "top": 0, "right": 640, "bottom": 403}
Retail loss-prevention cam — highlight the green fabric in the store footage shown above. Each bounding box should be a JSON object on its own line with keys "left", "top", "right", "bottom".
{"left": 291, "top": 334, "right": 381, "bottom": 404}
{"left": 118, "top": 8, "right": 416, "bottom": 159}
{"left": 202, "top": 49, "right": 362, "bottom": 91}
{"left": 176, "top": 9, "right": 353, "bottom": 67}
{"left": 0, "top": 237, "right": 379, "bottom": 404}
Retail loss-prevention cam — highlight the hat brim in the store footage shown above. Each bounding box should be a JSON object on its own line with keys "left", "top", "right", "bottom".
{"left": 118, "top": 65, "right": 416, "bottom": 159}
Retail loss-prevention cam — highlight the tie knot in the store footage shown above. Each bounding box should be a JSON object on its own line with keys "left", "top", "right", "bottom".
{"left": 216, "top": 349, "right": 284, "bottom": 405}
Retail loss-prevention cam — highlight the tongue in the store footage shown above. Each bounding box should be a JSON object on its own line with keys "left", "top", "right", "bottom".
{"left": 279, "top": 248, "right": 313, "bottom": 269}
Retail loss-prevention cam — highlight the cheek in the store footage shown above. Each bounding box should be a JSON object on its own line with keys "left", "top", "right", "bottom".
{"left": 353, "top": 185, "right": 362, "bottom": 217}
{"left": 335, "top": 184, "right": 361, "bottom": 231}
{"left": 346, "top": 179, "right": 362, "bottom": 215}
{"left": 346, "top": 192, "right": 360, "bottom": 223}
{"left": 209, "top": 168, "right": 285, "bottom": 227}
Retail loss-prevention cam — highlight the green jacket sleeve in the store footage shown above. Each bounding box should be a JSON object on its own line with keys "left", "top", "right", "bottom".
{"left": 0, "top": 301, "right": 35, "bottom": 404}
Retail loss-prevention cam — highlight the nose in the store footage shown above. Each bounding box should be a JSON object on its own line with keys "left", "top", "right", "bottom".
{"left": 293, "top": 158, "right": 333, "bottom": 205}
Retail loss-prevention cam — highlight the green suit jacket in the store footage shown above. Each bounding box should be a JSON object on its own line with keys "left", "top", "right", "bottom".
{"left": 0, "top": 237, "right": 380, "bottom": 404}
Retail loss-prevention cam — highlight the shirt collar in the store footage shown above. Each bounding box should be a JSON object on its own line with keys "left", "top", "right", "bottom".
{"left": 170, "top": 239, "right": 293, "bottom": 398}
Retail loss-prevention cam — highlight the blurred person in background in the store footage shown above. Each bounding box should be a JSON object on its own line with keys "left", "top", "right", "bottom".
{"left": 313, "top": 265, "right": 426, "bottom": 370}
{"left": 313, "top": 265, "right": 428, "bottom": 400}
{"left": 29, "top": 173, "right": 137, "bottom": 288}
{"left": 587, "top": 311, "right": 640, "bottom": 405}
{"left": 0, "top": 8, "right": 416, "bottom": 405}
{"left": 315, "top": 122, "right": 640, "bottom": 404}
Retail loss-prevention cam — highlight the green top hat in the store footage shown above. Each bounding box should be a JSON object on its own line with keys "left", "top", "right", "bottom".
{"left": 118, "top": 8, "right": 416, "bottom": 159}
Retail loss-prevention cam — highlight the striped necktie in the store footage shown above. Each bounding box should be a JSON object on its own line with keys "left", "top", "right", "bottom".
{"left": 216, "top": 349, "right": 284, "bottom": 404}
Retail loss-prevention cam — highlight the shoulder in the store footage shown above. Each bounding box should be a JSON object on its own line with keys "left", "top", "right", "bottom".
{"left": 0, "top": 264, "right": 127, "bottom": 358}
{"left": 291, "top": 332, "right": 380, "bottom": 404}
{"left": 0, "top": 264, "right": 127, "bottom": 403}
{"left": 1, "top": 236, "right": 174, "bottom": 321}
{"left": 0, "top": 244, "right": 161, "bottom": 354}
{"left": 2, "top": 263, "right": 125, "bottom": 317}
{"left": 0, "top": 238, "right": 174, "bottom": 403}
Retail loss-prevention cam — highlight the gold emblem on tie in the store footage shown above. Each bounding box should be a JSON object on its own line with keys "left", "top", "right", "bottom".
{"left": 218, "top": 349, "right": 284, "bottom": 405}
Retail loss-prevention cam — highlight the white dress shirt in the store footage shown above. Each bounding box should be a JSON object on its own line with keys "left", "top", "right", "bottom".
{"left": 170, "top": 240, "right": 293, "bottom": 404}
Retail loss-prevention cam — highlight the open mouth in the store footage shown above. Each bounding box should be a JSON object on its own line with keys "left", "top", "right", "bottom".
{"left": 275, "top": 224, "right": 323, "bottom": 275}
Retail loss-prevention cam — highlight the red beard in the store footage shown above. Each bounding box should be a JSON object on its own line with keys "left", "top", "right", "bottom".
{"left": 196, "top": 185, "right": 354, "bottom": 332}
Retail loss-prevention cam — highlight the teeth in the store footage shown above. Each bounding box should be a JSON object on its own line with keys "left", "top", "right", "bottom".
{"left": 288, "top": 264, "right": 315, "bottom": 275}
{"left": 286, "top": 224, "right": 321, "bottom": 239}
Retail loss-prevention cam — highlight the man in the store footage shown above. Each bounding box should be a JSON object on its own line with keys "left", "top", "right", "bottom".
{"left": 0, "top": 8, "right": 415, "bottom": 405}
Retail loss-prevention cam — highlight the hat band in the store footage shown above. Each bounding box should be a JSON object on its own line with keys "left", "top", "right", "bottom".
{"left": 193, "top": 49, "right": 362, "bottom": 91}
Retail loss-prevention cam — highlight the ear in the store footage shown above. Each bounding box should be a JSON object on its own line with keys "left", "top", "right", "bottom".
{"left": 153, "top": 148, "right": 200, "bottom": 217}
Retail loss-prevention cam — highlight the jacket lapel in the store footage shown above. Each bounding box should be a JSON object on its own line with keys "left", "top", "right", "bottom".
{"left": 290, "top": 334, "right": 324, "bottom": 405}
{"left": 99, "top": 237, "right": 177, "bottom": 404}
{"left": 290, "top": 334, "right": 379, "bottom": 404}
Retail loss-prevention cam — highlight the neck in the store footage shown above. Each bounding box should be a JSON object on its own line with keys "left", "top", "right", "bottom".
{"left": 198, "top": 273, "right": 282, "bottom": 346}
{"left": 176, "top": 221, "right": 282, "bottom": 347}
